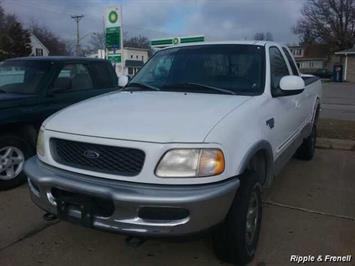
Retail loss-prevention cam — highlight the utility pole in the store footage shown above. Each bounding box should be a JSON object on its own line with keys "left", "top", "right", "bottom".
{"left": 71, "top": 15, "right": 84, "bottom": 56}
{"left": 103, "top": 16, "right": 107, "bottom": 59}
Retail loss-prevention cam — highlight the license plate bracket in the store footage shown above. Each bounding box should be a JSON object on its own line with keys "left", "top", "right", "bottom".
{"left": 56, "top": 196, "right": 94, "bottom": 227}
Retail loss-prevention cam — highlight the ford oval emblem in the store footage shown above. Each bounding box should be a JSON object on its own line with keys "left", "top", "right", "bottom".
{"left": 83, "top": 150, "right": 100, "bottom": 159}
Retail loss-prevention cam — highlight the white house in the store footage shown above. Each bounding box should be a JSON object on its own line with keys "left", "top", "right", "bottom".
{"left": 88, "top": 47, "right": 149, "bottom": 77}
{"left": 122, "top": 47, "right": 149, "bottom": 76}
{"left": 335, "top": 46, "right": 355, "bottom": 82}
{"left": 29, "top": 34, "right": 49, "bottom": 57}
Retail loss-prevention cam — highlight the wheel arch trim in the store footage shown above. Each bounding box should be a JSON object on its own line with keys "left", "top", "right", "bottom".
{"left": 312, "top": 97, "right": 321, "bottom": 124}
{"left": 237, "top": 140, "right": 274, "bottom": 187}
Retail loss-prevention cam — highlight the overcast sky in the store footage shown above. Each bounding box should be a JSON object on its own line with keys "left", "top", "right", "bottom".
{"left": 2, "top": 0, "right": 306, "bottom": 45}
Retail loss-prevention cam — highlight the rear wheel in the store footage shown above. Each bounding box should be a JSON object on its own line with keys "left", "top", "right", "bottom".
{"left": 212, "top": 171, "right": 262, "bottom": 265}
{"left": 296, "top": 104, "right": 319, "bottom": 161}
{"left": 296, "top": 124, "right": 316, "bottom": 160}
{"left": 0, "top": 135, "right": 32, "bottom": 190}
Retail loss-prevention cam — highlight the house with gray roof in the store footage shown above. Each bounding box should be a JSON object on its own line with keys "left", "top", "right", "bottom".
{"left": 335, "top": 46, "right": 355, "bottom": 82}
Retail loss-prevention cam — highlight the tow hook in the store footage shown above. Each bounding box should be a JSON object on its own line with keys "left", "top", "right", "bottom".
{"left": 43, "top": 212, "right": 58, "bottom": 222}
{"left": 125, "top": 236, "right": 146, "bottom": 247}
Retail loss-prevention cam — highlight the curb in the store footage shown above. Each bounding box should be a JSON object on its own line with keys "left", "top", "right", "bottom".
{"left": 316, "top": 137, "right": 355, "bottom": 151}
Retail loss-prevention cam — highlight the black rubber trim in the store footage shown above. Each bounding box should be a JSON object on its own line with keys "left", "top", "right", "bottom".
{"left": 303, "top": 76, "right": 320, "bottom": 86}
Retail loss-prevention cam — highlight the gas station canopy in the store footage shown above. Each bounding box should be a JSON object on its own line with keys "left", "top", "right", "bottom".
{"left": 150, "top": 35, "right": 205, "bottom": 48}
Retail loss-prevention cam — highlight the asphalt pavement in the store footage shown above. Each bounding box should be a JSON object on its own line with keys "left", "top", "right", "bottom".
{"left": 0, "top": 148, "right": 354, "bottom": 266}
{"left": 321, "top": 82, "right": 355, "bottom": 121}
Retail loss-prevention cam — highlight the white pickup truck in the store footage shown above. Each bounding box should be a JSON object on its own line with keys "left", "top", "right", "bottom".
{"left": 25, "top": 41, "right": 322, "bottom": 265}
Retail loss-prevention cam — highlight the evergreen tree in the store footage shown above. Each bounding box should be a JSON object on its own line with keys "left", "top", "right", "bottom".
{"left": 0, "top": 4, "right": 31, "bottom": 60}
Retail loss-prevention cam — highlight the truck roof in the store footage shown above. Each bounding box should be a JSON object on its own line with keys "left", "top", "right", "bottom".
{"left": 4, "top": 56, "right": 108, "bottom": 63}
{"left": 157, "top": 40, "right": 284, "bottom": 51}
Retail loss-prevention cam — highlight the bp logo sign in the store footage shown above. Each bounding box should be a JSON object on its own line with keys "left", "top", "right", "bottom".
{"left": 172, "top": 37, "right": 180, "bottom": 45}
{"left": 105, "top": 7, "right": 121, "bottom": 49}
{"left": 108, "top": 10, "right": 118, "bottom": 24}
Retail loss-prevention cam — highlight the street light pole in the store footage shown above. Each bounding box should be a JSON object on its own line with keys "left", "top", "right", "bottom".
{"left": 71, "top": 15, "right": 84, "bottom": 56}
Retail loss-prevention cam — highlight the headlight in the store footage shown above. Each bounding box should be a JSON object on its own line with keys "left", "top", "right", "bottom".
{"left": 36, "top": 129, "right": 45, "bottom": 157}
{"left": 155, "top": 149, "right": 225, "bottom": 177}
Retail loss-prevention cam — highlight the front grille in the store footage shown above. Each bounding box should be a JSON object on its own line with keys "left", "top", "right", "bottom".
{"left": 50, "top": 138, "right": 145, "bottom": 176}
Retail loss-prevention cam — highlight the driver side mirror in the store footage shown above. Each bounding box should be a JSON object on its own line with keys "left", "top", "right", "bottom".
{"left": 274, "top": 75, "right": 305, "bottom": 97}
{"left": 118, "top": 75, "right": 129, "bottom": 88}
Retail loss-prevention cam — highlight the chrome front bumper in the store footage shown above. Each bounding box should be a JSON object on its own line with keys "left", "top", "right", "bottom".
{"left": 24, "top": 157, "right": 240, "bottom": 236}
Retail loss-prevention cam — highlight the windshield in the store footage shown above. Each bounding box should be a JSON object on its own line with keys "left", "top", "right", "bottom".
{"left": 0, "top": 61, "right": 49, "bottom": 94}
{"left": 130, "top": 44, "right": 265, "bottom": 95}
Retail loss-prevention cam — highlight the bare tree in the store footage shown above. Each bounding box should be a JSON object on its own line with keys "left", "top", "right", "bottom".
{"left": 265, "top": 32, "right": 274, "bottom": 41}
{"left": 0, "top": 3, "right": 31, "bottom": 60}
{"left": 253, "top": 32, "right": 274, "bottom": 41}
{"left": 124, "top": 35, "right": 153, "bottom": 56}
{"left": 254, "top": 32, "right": 265, "bottom": 41}
{"left": 89, "top": 32, "right": 105, "bottom": 51}
{"left": 89, "top": 32, "right": 151, "bottom": 50}
{"left": 293, "top": 0, "right": 355, "bottom": 50}
{"left": 124, "top": 35, "right": 150, "bottom": 49}
{"left": 30, "top": 22, "right": 68, "bottom": 55}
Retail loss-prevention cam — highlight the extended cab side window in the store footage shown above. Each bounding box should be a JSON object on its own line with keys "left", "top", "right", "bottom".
{"left": 51, "top": 64, "right": 94, "bottom": 93}
{"left": 87, "top": 63, "right": 117, "bottom": 89}
{"left": 269, "top": 47, "right": 290, "bottom": 94}
{"left": 282, "top": 47, "right": 299, "bottom": 76}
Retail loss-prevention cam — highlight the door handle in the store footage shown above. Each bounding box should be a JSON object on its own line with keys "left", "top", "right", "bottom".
{"left": 266, "top": 118, "right": 275, "bottom": 129}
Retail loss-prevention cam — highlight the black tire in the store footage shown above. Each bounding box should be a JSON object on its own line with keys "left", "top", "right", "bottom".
{"left": 296, "top": 105, "right": 319, "bottom": 161}
{"left": 212, "top": 171, "right": 262, "bottom": 265}
{"left": 0, "top": 135, "right": 32, "bottom": 190}
{"left": 296, "top": 124, "right": 317, "bottom": 161}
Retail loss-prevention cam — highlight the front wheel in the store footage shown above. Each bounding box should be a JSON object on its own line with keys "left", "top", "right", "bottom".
{"left": 212, "top": 171, "right": 262, "bottom": 265}
{"left": 0, "top": 135, "right": 32, "bottom": 190}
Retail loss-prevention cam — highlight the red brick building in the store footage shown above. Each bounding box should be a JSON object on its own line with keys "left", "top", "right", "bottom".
{"left": 288, "top": 44, "right": 330, "bottom": 73}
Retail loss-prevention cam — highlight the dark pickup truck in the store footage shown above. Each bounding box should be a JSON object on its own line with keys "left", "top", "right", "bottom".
{"left": 0, "top": 57, "right": 118, "bottom": 190}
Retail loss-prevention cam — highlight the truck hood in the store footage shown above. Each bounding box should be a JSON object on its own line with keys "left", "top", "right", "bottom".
{"left": 0, "top": 93, "right": 34, "bottom": 101}
{"left": 45, "top": 91, "right": 251, "bottom": 143}
{"left": 0, "top": 93, "right": 36, "bottom": 110}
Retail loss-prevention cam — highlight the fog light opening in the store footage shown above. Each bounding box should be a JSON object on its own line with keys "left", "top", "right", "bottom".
{"left": 46, "top": 192, "right": 57, "bottom": 206}
{"left": 43, "top": 212, "right": 58, "bottom": 222}
{"left": 138, "top": 207, "right": 189, "bottom": 221}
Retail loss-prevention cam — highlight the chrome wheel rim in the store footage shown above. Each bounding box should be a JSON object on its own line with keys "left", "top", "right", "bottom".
{"left": 245, "top": 190, "right": 259, "bottom": 245}
{"left": 0, "top": 146, "right": 25, "bottom": 180}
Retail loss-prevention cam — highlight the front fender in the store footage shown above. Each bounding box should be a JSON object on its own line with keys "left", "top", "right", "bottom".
{"left": 237, "top": 140, "right": 274, "bottom": 186}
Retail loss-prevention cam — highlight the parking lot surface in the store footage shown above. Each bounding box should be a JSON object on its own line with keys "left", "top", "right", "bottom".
{"left": 0, "top": 148, "right": 354, "bottom": 266}
{"left": 321, "top": 82, "right": 355, "bottom": 121}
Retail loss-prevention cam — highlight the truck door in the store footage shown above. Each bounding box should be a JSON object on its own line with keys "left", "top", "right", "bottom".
{"left": 282, "top": 47, "right": 311, "bottom": 126}
{"left": 266, "top": 46, "right": 305, "bottom": 159}
{"left": 43, "top": 62, "right": 116, "bottom": 118}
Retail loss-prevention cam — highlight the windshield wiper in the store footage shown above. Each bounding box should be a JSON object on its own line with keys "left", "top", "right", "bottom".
{"left": 123, "top": 82, "right": 160, "bottom": 91}
{"left": 0, "top": 89, "right": 6, "bottom": 93}
{"left": 163, "top": 82, "right": 236, "bottom": 95}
